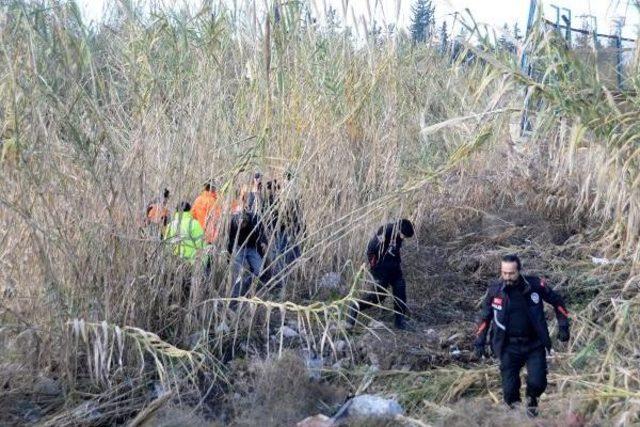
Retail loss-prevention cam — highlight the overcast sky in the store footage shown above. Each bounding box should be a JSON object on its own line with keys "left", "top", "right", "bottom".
{"left": 79, "top": 0, "right": 640, "bottom": 39}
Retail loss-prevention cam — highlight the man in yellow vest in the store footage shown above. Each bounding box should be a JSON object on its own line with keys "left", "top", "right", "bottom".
{"left": 164, "top": 201, "right": 206, "bottom": 305}
{"left": 164, "top": 201, "right": 205, "bottom": 262}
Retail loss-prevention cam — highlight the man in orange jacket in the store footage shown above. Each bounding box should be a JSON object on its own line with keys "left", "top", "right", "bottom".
{"left": 192, "top": 179, "right": 222, "bottom": 244}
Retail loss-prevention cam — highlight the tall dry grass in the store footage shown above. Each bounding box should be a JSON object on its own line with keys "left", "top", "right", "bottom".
{"left": 0, "top": 0, "right": 501, "bottom": 418}
{"left": 1, "top": 0, "right": 640, "bottom": 424}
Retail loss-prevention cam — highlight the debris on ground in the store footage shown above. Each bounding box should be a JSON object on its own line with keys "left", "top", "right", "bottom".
{"left": 339, "top": 394, "right": 403, "bottom": 419}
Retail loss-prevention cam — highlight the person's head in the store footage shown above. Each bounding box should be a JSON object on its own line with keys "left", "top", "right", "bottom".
{"left": 398, "top": 219, "right": 414, "bottom": 239}
{"left": 253, "top": 172, "right": 263, "bottom": 190}
{"left": 177, "top": 201, "right": 191, "bottom": 213}
{"left": 162, "top": 188, "right": 170, "bottom": 201}
{"left": 379, "top": 219, "right": 415, "bottom": 241}
{"left": 231, "top": 185, "right": 248, "bottom": 213}
{"left": 240, "top": 184, "right": 249, "bottom": 202}
{"left": 283, "top": 169, "right": 293, "bottom": 182}
{"left": 146, "top": 203, "right": 168, "bottom": 225}
{"left": 501, "top": 254, "right": 521, "bottom": 285}
{"left": 203, "top": 179, "right": 216, "bottom": 193}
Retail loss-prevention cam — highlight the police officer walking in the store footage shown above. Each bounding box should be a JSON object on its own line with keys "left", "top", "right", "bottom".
{"left": 474, "top": 254, "right": 570, "bottom": 416}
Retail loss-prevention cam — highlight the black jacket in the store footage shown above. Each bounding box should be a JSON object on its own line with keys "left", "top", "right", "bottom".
{"left": 261, "top": 193, "right": 304, "bottom": 237}
{"left": 227, "top": 212, "right": 267, "bottom": 254}
{"left": 278, "top": 198, "right": 304, "bottom": 237}
{"left": 367, "top": 224, "right": 404, "bottom": 276}
{"left": 474, "top": 275, "right": 570, "bottom": 358}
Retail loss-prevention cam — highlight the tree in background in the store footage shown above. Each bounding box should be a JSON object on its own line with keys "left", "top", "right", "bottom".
{"left": 387, "top": 23, "right": 396, "bottom": 38}
{"left": 575, "top": 18, "right": 590, "bottom": 48}
{"left": 452, "top": 27, "right": 475, "bottom": 64}
{"left": 497, "top": 23, "right": 516, "bottom": 53}
{"left": 513, "top": 23, "right": 522, "bottom": 41}
{"left": 575, "top": 17, "right": 601, "bottom": 49}
{"left": 410, "top": 0, "right": 435, "bottom": 44}
{"left": 439, "top": 20, "right": 449, "bottom": 52}
{"left": 368, "top": 19, "right": 383, "bottom": 45}
{"left": 325, "top": 6, "right": 339, "bottom": 34}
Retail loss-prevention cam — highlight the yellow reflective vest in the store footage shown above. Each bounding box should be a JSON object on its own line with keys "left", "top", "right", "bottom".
{"left": 164, "top": 211, "right": 205, "bottom": 261}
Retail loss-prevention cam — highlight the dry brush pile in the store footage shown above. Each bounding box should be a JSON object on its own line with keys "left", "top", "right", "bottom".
{"left": 1, "top": 0, "right": 640, "bottom": 425}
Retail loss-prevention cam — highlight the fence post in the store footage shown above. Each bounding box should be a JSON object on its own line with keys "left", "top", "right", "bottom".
{"left": 562, "top": 8, "right": 571, "bottom": 46}
{"left": 550, "top": 5, "right": 560, "bottom": 29}
{"left": 615, "top": 20, "right": 623, "bottom": 90}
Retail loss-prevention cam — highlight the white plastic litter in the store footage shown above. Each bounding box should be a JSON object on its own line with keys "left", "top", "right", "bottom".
{"left": 342, "top": 394, "right": 403, "bottom": 419}
{"left": 591, "top": 256, "right": 624, "bottom": 266}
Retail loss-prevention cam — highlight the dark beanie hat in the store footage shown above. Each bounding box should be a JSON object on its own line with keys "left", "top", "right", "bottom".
{"left": 399, "top": 219, "right": 414, "bottom": 238}
{"left": 178, "top": 201, "right": 192, "bottom": 212}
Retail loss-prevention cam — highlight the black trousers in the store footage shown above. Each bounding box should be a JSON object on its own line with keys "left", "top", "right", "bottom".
{"left": 500, "top": 340, "right": 547, "bottom": 405}
{"left": 358, "top": 270, "right": 407, "bottom": 323}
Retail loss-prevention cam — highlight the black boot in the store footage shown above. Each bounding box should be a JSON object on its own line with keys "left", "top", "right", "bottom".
{"left": 394, "top": 316, "right": 414, "bottom": 331}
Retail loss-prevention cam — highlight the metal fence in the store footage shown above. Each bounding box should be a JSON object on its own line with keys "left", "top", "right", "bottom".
{"left": 519, "top": 1, "right": 637, "bottom": 134}
{"left": 542, "top": 17, "right": 636, "bottom": 90}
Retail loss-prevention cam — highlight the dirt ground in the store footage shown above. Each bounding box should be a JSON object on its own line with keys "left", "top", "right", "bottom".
{"left": 347, "top": 207, "right": 576, "bottom": 373}
{"left": 4, "top": 207, "right": 578, "bottom": 426}
{"left": 197, "top": 207, "right": 581, "bottom": 426}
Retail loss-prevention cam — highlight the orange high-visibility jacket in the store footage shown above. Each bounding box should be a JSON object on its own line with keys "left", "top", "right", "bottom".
{"left": 192, "top": 190, "right": 222, "bottom": 243}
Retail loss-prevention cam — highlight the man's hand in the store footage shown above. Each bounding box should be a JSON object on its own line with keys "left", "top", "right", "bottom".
{"left": 558, "top": 327, "right": 570, "bottom": 342}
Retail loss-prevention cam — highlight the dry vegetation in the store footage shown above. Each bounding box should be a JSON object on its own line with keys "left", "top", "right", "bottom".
{"left": 1, "top": 0, "right": 640, "bottom": 425}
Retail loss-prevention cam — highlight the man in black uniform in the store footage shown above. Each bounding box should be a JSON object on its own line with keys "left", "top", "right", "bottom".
{"left": 348, "top": 219, "right": 415, "bottom": 330}
{"left": 474, "top": 254, "right": 570, "bottom": 415}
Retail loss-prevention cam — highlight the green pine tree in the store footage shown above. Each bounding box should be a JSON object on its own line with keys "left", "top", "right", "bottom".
{"left": 325, "top": 6, "right": 339, "bottom": 34}
{"left": 513, "top": 23, "right": 522, "bottom": 41}
{"left": 439, "top": 21, "right": 449, "bottom": 51}
{"left": 498, "top": 23, "right": 515, "bottom": 53}
{"left": 410, "top": 0, "right": 435, "bottom": 44}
